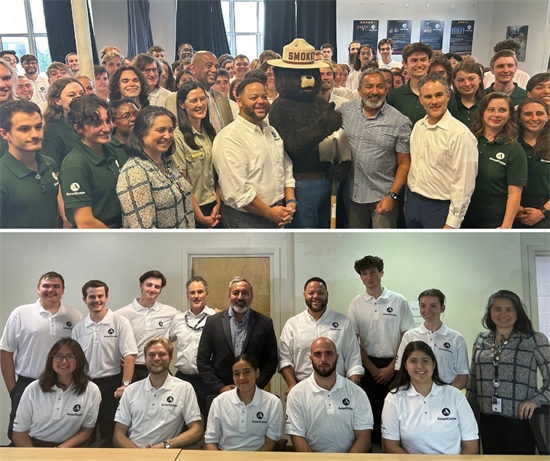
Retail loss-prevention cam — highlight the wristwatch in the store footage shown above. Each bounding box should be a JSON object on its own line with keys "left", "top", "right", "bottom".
{"left": 388, "top": 192, "right": 398, "bottom": 200}
{"left": 540, "top": 206, "right": 549, "bottom": 218}
{"left": 163, "top": 441, "right": 171, "bottom": 449}
{"left": 123, "top": 381, "right": 130, "bottom": 387}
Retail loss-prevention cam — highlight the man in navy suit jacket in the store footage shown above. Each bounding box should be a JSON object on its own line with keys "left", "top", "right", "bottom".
{"left": 197, "top": 276, "right": 278, "bottom": 395}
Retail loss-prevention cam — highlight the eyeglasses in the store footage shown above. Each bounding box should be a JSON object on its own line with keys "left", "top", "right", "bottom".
{"left": 143, "top": 68, "right": 158, "bottom": 74}
{"left": 53, "top": 354, "right": 76, "bottom": 363}
{"left": 116, "top": 111, "right": 139, "bottom": 121}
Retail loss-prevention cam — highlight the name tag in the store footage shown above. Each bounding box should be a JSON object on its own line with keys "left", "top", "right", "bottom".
{"left": 191, "top": 151, "right": 204, "bottom": 159}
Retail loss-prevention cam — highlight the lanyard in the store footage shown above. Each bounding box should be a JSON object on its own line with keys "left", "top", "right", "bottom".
{"left": 490, "top": 332, "right": 512, "bottom": 395}
{"left": 184, "top": 311, "right": 208, "bottom": 331}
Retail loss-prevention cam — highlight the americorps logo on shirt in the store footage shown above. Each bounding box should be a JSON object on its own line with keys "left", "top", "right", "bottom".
{"left": 271, "top": 130, "right": 281, "bottom": 141}
{"left": 162, "top": 396, "right": 177, "bottom": 407}
{"left": 66, "top": 182, "right": 86, "bottom": 196}
{"left": 105, "top": 327, "right": 117, "bottom": 338}
{"left": 383, "top": 306, "right": 397, "bottom": 317}
{"left": 338, "top": 397, "right": 353, "bottom": 410}
{"left": 68, "top": 404, "right": 83, "bottom": 416}
{"left": 489, "top": 153, "right": 506, "bottom": 166}
{"left": 63, "top": 321, "right": 73, "bottom": 330}
{"left": 156, "top": 321, "right": 166, "bottom": 330}
{"left": 252, "top": 411, "right": 267, "bottom": 424}
{"left": 330, "top": 321, "right": 342, "bottom": 330}
{"left": 438, "top": 342, "right": 453, "bottom": 353}
{"left": 438, "top": 407, "right": 457, "bottom": 421}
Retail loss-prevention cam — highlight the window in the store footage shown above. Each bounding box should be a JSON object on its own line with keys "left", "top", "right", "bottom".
{"left": 0, "top": 0, "right": 51, "bottom": 74}
{"left": 222, "top": 0, "right": 264, "bottom": 59}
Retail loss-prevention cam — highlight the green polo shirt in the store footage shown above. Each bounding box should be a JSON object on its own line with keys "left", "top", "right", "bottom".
{"left": 456, "top": 98, "right": 480, "bottom": 128}
{"left": 485, "top": 83, "right": 527, "bottom": 107}
{"left": 521, "top": 140, "right": 550, "bottom": 201}
{"left": 0, "top": 150, "right": 58, "bottom": 228}
{"left": 0, "top": 137, "right": 8, "bottom": 159}
{"left": 387, "top": 81, "right": 460, "bottom": 125}
{"left": 42, "top": 116, "right": 80, "bottom": 169}
{"left": 107, "top": 135, "right": 129, "bottom": 165}
{"left": 60, "top": 141, "right": 127, "bottom": 227}
{"left": 474, "top": 136, "right": 527, "bottom": 196}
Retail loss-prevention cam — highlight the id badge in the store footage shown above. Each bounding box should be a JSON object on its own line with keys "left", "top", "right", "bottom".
{"left": 491, "top": 396, "right": 502, "bottom": 413}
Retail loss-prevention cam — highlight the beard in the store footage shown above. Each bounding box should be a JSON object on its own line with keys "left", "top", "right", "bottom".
{"left": 312, "top": 359, "right": 337, "bottom": 378}
{"left": 147, "top": 361, "right": 170, "bottom": 375}
{"left": 231, "top": 303, "right": 250, "bottom": 314}
{"left": 305, "top": 297, "right": 328, "bottom": 313}
{"left": 241, "top": 102, "right": 267, "bottom": 121}
{"left": 348, "top": 53, "right": 357, "bottom": 65}
{"left": 362, "top": 95, "right": 384, "bottom": 109}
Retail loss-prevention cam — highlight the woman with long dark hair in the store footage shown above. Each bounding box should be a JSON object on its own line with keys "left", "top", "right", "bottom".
{"left": 515, "top": 97, "right": 550, "bottom": 227}
{"left": 117, "top": 105, "right": 194, "bottom": 228}
{"left": 467, "top": 290, "right": 550, "bottom": 455}
{"left": 173, "top": 81, "right": 220, "bottom": 228}
{"left": 12, "top": 338, "right": 100, "bottom": 448}
{"left": 205, "top": 354, "right": 283, "bottom": 451}
{"left": 463, "top": 93, "right": 527, "bottom": 228}
{"left": 382, "top": 341, "right": 478, "bottom": 454}
{"left": 41, "top": 77, "right": 85, "bottom": 169}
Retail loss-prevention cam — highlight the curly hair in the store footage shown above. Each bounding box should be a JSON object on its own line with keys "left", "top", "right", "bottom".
{"left": 43, "top": 77, "right": 84, "bottom": 127}
{"left": 470, "top": 93, "right": 519, "bottom": 144}
{"left": 67, "top": 94, "right": 110, "bottom": 139}
{"left": 108, "top": 66, "right": 149, "bottom": 108}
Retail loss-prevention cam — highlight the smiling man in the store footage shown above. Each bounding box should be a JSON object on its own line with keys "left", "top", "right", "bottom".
{"left": 279, "top": 277, "right": 363, "bottom": 399}
{"left": 197, "top": 276, "right": 278, "bottom": 395}
{"left": 114, "top": 337, "right": 203, "bottom": 449}
{"left": 65, "top": 53, "right": 79, "bottom": 74}
{"left": 0, "top": 271, "right": 82, "bottom": 441}
{"left": 71, "top": 280, "right": 137, "bottom": 445}
{"left": 377, "top": 39, "right": 401, "bottom": 70}
{"left": 213, "top": 78, "right": 296, "bottom": 228}
{"left": 0, "top": 100, "right": 59, "bottom": 228}
{"left": 527, "top": 73, "right": 550, "bottom": 106}
{"left": 169, "top": 276, "right": 217, "bottom": 414}
{"left": 15, "top": 76, "right": 33, "bottom": 101}
{"left": 406, "top": 74, "right": 478, "bottom": 229}
{"left": 285, "top": 337, "right": 373, "bottom": 453}
{"left": 485, "top": 50, "right": 528, "bottom": 106}
{"left": 116, "top": 270, "right": 178, "bottom": 381}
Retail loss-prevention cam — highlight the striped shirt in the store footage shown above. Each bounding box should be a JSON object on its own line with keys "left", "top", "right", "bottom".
{"left": 339, "top": 100, "right": 412, "bottom": 203}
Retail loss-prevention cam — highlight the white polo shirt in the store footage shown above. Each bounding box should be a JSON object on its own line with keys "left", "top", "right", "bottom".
{"left": 395, "top": 323, "right": 469, "bottom": 384}
{"left": 0, "top": 300, "right": 83, "bottom": 379}
{"left": 279, "top": 308, "right": 364, "bottom": 382}
{"left": 381, "top": 383, "right": 478, "bottom": 454}
{"left": 378, "top": 59, "right": 402, "bottom": 70}
{"left": 348, "top": 288, "right": 414, "bottom": 358}
{"left": 286, "top": 373, "right": 373, "bottom": 453}
{"left": 205, "top": 386, "right": 283, "bottom": 450}
{"left": 114, "top": 373, "right": 201, "bottom": 448}
{"left": 169, "top": 306, "right": 216, "bottom": 375}
{"left": 71, "top": 309, "right": 138, "bottom": 379}
{"left": 13, "top": 380, "right": 100, "bottom": 444}
{"left": 115, "top": 299, "right": 178, "bottom": 364}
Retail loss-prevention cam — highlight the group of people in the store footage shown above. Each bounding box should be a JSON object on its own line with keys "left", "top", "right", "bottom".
{"left": 1, "top": 36, "right": 548, "bottom": 229}
{"left": 2, "top": 255, "right": 549, "bottom": 454}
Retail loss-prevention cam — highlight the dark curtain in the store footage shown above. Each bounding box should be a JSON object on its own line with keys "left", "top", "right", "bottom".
{"left": 264, "top": 0, "right": 296, "bottom": 54}
{"left": 175, "top": 0, "right": 230, "bottom": 59}
{"left": 43, "top": 0, "right": 99, "bottom": 65}
{"left": 296, "top": 0, "right": 336, "bottom": 53}
{"left": 127, "top": 0, "right": 154, "bottom": 60}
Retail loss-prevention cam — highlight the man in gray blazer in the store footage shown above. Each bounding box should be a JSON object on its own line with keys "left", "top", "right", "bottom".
{"left": 166, "top": 51, "right": 233, "bottom": 130}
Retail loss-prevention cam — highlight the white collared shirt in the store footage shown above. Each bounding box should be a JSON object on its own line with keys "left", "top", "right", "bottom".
{"left": 71, "top": 309, "right": 138, "bottom": 379}
{"left": 114, "top": 373, "right": 201, "bottom": 448}
{"left": 378, "top": 59, "right": 402, "bottom": 70}
{"left": 381, "top": 383, "right": 478, "bottom": 454}
{"left": 205, "top": 386, "right": 283, "bottom": 450}
{"left": 212, "top": 114, "right": 295, "bottom": 211}
{"left": 395, "top": 322, "right": 469, "bottom": 384}
{"left": 279, "top": 308, "right": 364, "bottom": 381}
{"left": 147, "top": 86, "right": 172, "bottom": 108}
{"left": 14, "top": 380, "right": 101, "bottom": 444}
{"left": 286, "top": 373, "right": 373, "bottom": 452}
{"left": 0, "top": 300, "right": 82, "bottom": 379}
{"left": 329, "top": 92, "right": 347, "bottom": 110}
{"left": 169, "top": 306, "right": 216, "bottom": 375}
{"left": 348, "top": 288, "right": 414, "bottom": 358}
{"left": 115, "top": 299, "right": 178, "bottom": 364}
{"left": 408, "top": 109, "right": 478, "bottom": 228}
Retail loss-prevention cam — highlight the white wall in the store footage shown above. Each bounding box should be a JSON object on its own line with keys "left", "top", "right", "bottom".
{"left": 0, "top": 231, "right": 548, "bottom": 446}
{"left": 336, "top": 0, "right": 550, "bottom": 76}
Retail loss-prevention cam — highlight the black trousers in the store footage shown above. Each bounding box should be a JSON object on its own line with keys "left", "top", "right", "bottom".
{"left": 175, "top": 371, "right": 212, "bottom": 417}
{"left": 92, "top": 373, "right": 122, "bottom": 445}
{"left": 480, "top": 413, "right": 535, "bottom": 454}
{"left": 462, "top": 194, "right": 507, "bottom": 228}
{"left": 132, "top": 364, "right": 149, "bottom": 382}
{"left": 361, "top": 356, "right": 395, "bottom": 445}
{"left": 8, "top": 375, "right": 35, "bottom": 440}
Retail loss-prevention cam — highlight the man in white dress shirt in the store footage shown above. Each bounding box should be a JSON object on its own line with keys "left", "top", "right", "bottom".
{"left": 71, "top": 280, "right": 137, "bottom": 444}
{"left": 405, "top": 73, "right": 478, "bottom": 229}
{"left": 213, "top": 77, "right": 296, "bottom": 228}
{"left": 279, "top": 277, "right": 363, "bottom": 398}
{"left": 169, "top": 276, "right": 216, "bottom": 414}
{"left": 115, "top": 270, "right": 178, "bottom": 381}
{"left": 114, "top": 337, "right": 203, "bottom": 449}
{"left": 286, "top": 337, "right": 373, "bottom": 453}
{"left": 0, "top": 271, "right": 82, "bottom": 441}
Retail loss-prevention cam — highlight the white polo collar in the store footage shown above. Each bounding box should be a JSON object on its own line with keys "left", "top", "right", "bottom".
{"left": 144, "top": 372, "right": 175, "bottom": 392}
{"left": 228, "top": 386, "right": 262, "bottom": 407}
{"left": 307, "top": 371, "right": 346, "bottom": 394}
{"left": 404, "top": 382, "right": 445, "bottom": 398}
{"left": 418, "top": 322, "right": 449, "bottom": 336}
{"left": 361, "top": 287, "right": 389, "bottom": 302}
{"left": 132, "top": 298, "right": 159, "bottom": 312}
{"left": 84, "top": 308, "right": 114, "bottom": 328}
{"left": 35, "top": 299, "right": 66, "bottom": 317}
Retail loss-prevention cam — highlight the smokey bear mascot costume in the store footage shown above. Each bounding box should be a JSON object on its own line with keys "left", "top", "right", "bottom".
{"left": 268, "top": 39, "right": 349, "bottom": 229}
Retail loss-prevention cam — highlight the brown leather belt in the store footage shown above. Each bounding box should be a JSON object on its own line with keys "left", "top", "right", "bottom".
{"left": 293, "top": 172, "right": 326, "bottom": 180}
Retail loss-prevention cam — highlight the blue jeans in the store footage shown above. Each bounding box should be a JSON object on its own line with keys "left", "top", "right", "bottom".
{"left": 288, "top": 178, "right": 332, "bottom": 229}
